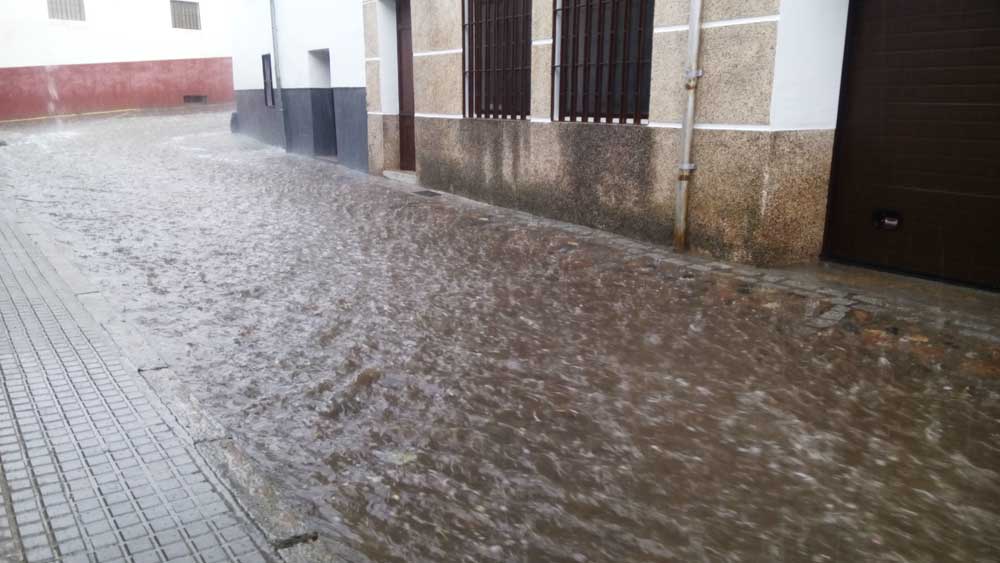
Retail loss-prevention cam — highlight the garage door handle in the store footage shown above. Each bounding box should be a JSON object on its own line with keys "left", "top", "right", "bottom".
{"left": 873, "top": 210, "right": 901, "bottom": 231}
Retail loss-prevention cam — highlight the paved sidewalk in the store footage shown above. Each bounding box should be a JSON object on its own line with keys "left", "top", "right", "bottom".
{"left": 0, "top": 217, "right": 273, "bottom": 562}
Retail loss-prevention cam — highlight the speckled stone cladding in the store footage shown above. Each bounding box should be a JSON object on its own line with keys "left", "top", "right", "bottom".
{"left": 364, "top": 0, "right": 836, "bottom": 265}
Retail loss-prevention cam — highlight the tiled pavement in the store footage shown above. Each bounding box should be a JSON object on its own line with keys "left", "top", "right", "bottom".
{"left": 0, "top": 217, "right": 275, "bottom": 562}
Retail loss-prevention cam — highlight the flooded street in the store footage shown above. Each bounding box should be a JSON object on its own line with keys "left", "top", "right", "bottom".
{"left": 1, "top": 111, "right": 999, "bottom": 562}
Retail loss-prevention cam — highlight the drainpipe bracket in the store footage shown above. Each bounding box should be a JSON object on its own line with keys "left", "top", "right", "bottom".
{"left": 680, "top": 163, "right": 697, "bottom": 172}
{"left": 685, "top": 69, "right": 704, "bottom": 79}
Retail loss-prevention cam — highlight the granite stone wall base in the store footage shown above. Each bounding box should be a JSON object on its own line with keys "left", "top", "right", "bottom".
{"left": 416, "top": 118, "right": 674, "bottom": 245}
{"left": 382, "top": 115, "right": 401, "bottom": 172}
{"left": 414, "top": 116, "right": 835, "bottom": 265}
{"left": 367, "top": 113, "right": 385, "bottom": 174}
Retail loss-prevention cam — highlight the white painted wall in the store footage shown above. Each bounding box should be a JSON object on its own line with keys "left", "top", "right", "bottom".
{"left": 273, "top": 0, "right": 365, "bottom": 88}
{"left": 377, "top": 0, "right": 399, "bottom": 114}
{"left": 231, "top": 0, "right": 274, "bottom": 90}
{"left": 769, "top": 0, "right": 851, "bottom": 130}
{"left": 308, "top": 49, "right": 332, "bottom": 88}
{"left": 0, "top": 0, "right": 233, "bottom": 69}
{"left": 231, "top": 0, "right": 366, "bottom": 91}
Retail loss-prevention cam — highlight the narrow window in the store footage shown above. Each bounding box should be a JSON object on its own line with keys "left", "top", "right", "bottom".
{"left": 463, "top": 0, "right": 532, "bottom": 119}
{"left": 48, "top": 0, "right": 86, "bottom": 21}
{"left": 171, "top": 1, "right": 202, "bottom": 30}
{"left": 262, "top": 55, "right": 276, "bottom": 108}
{"left": 552, "top": 0, "right": 654, "bottom": 124}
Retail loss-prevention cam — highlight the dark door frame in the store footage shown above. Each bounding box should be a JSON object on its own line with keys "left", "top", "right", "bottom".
{"left": 396, "top": 0, "right": 416, "bottom": 171}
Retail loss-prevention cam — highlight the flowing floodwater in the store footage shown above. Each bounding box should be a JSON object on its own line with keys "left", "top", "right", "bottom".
{"left": 1, "top": 111, "right": 999, "bottom": 562}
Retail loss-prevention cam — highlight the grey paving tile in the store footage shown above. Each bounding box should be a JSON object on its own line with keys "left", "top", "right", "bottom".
{"left": 0, "top": 218, "right": 275, "bottom": 562}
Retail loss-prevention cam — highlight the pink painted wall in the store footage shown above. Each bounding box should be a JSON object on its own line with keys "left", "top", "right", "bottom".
{"left": 0, "top": 57, "right": 234, "bottom": 120}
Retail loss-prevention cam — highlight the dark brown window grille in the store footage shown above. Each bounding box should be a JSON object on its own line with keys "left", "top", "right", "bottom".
{"left": 552, "top": 0, "right": 654, "bottom": 124}
{"left": 262, "top": 55, "right": 276, "bottom": 108}
{"left": 463, "top": 0, "right": 532, "bottom": 119}
{"left": 48, "top": 0, "right": 86, "bottom": 21}
{"left": 171, "top": 1, "right": 202, "bottom": 30}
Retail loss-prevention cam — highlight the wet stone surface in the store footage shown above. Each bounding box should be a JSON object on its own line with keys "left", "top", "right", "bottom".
{"left": 2, "top": 111, "right": 1000, "bottom": 562}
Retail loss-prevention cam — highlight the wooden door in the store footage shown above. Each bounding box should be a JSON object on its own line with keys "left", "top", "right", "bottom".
{"left": 397, "top": 0, "right": 416, "bottom": 171}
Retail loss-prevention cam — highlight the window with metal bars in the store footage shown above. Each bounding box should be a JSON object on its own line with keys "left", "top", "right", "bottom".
{"left": 463, "top": 1, "right": 532, "bottom": 120}
{"left": 262, "top": 54, "right": 276, "bottom": 108}
{"left": 552, "top": 0, "right": 654, "bottom": 124}
{"left": 48, "top": 0, "right": 86, "bottom": 21}
{"left": 171, "top": 1, "right": 202, "bottom": 30}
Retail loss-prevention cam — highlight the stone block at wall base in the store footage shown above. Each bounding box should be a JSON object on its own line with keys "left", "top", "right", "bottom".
{"left": 383, "top": 115, "right": 401, "bottom": 172}
{"left": 752, "top": 130, "right": 836, "bottom": 265}
{"left": 413, "top": 117, "right": 835, "bottom": 266}
{"left": 368, "top": 113, "right": 385, "bottom": 175}
{"left": 415, "top": 117, "right": 675, "bottom": 245}
{"left": 366, "top": 114, "right": 402, "bottom": 175}
{"left": 679, "top": 128, "right": 835, "bottom": 266}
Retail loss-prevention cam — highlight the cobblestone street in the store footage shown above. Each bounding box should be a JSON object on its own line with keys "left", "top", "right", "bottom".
{"left": 0, "top": 208, "right": 273, "bottom": 561}
{"left": 1, "top": 110, "right": 999, "bottom": 562}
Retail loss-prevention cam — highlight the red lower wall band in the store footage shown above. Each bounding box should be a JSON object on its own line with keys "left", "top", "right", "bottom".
{"left": 0, "top": 57, "right": 234, "bottom": 121}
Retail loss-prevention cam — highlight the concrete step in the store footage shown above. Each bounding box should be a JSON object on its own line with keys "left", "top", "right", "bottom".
{"left": 383, "top": 170, "right": 418, "bottom": 185}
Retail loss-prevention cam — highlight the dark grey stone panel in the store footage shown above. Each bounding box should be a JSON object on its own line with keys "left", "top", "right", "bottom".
{"left": 311, "top": 89, "right": 337, "bottom": 157}
{"left": 282, "top": 89, "right": 316, "bottom": 155}
{"left": 269, "top": 88, "right": 337, "bottom": 157}
{"left": 234, "top": 89, "right": 286, "bottom": 148}
{"left": 332, "top": 88, "right": 369, "bottom": 172}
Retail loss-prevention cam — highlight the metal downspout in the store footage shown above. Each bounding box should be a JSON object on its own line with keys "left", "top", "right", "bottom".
{"left": 673, "top": 0, "right": 704, "bottom": 251}
{"left": 269, "top": 0, "right": 291, "bottom": 148}
{"left": 268, "top": 0, "right": 284, "bottom": 102}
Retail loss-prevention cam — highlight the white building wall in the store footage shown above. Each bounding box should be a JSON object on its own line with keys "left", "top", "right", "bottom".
{"left": 231, "top": 0, "right": 275, "bottom": 90}
{"left": 376, "top": 0, "right": 399, "bottom": 114}
{"left": 0, "top": 0, "right": 233, "bottom": 69}
{"left": 273, "top": 0, "right": 366, "bottom": 89}
{"left": 231, "top": 0, "right": 366, "bottom": 91}
{"left": 769, "top": 0, "right": 851, "bottom": 131}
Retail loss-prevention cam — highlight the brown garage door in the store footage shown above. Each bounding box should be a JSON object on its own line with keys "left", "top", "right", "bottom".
{"left": 825, "top": 0, "right": 1000, "bottom": 289}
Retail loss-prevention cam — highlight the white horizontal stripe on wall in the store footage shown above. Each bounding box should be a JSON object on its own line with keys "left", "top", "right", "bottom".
{"left": 532, "top": 39, "right": 553, "bottom": 46}
{"left": 414, "top": 112, "right": 464, "bottom": 120}
{"left": 413, "top": 48, "right": 463, "bottom": 57}
{"left": 648, "top": 121, "right": 830, "bottom": 132}
{"left": 408, "top": 116, "right": 827, "bottom": 132}
{"left": 695, "top": 123, "right": 773, "bottom": 131}
{"left": 654, "top": 14, "right": 779, "bottom": 34}
{"left": 406, "top": 116, "right": 795, "bottom": 131}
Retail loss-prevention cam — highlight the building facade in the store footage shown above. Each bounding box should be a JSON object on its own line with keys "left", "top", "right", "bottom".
{"left": 230, "top": 0, "right": 369, "bottom": 170}
{"left": 235, "top": 0, "right": 1000, "bottom": 288}
{"left": 0, "top": 0, "right": 235, "bottom": 121}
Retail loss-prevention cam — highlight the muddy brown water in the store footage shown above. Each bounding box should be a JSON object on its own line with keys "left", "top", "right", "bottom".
{"left": 1, "top": 112, "right": 999, "bottom": 562}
